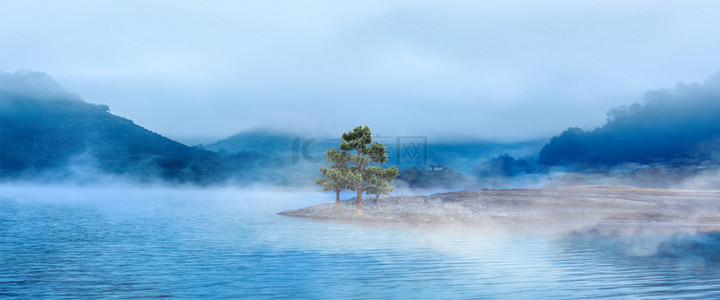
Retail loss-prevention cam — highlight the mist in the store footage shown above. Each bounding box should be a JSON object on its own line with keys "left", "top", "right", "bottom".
{"left": 539, "top": 71, "right": 720, "bottom": 168}
{"left": 0, "top": 70, "right": 546, "bottom": 189}
{"left": 5, "top": 2, "right": 720, "bottom": 298}
{"left": 2, "top": 1, "right": 720, "bottom": 143}
{"left": 464, "top": 71, "right": 720, "bottom": 190}
{"left": 0, "top": 70, "right": 80, "bottom": 101}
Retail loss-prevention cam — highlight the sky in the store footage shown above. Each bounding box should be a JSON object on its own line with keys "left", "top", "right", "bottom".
{"left": 1, "top": 0, "right": 720, "bottom": 144}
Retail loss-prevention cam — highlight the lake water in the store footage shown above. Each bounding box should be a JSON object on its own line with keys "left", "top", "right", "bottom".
{"left": 2, "top": 185, "right": 720, "bottom": 299}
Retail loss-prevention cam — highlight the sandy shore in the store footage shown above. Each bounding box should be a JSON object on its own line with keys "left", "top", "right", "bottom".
{"left": 279, "top": 186, "right": 720, "bottom": 234}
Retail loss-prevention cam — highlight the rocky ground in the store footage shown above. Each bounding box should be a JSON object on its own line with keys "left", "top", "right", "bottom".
{"left": 279, "top": 186, "right": 720, "bottom": 234}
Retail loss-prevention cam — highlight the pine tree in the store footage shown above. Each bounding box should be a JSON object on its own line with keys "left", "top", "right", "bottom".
{"left": 337, "top": 125, "right": 394, "bottom": 214}
{"left": 316, "top": 149, "right": 355, "bottom": 210}
{"left": 365, "top": 166, "right": 399, "bottom": 209}
{"left": 317, "top": 125, "right": 397, "bottom": 214}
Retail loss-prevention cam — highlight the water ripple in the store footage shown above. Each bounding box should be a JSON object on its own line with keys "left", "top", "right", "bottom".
{"left": 2, "top": 188, "right": 720, "bottom": 299}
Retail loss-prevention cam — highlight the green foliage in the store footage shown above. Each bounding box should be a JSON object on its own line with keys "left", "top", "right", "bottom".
{"left": 316, "top": 149, "right": 355, "bottom": 193}
{"left": 339, "top": 125, "right": 372, "bottom": 153}
{"left": 365, "top": 165, "right": 399, "bottom": 198}
{"left": 339, "top": 126, "right": 389, "bottom": 164}
{"left": 318, "top": 125, "right": 398, "bottom": 212}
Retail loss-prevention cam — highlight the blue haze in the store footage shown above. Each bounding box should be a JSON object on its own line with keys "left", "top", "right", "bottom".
{"left": 539, "top": 71, "right": 720, "bottom": 168}
{"left": 2, "top": 1, "right": 720, "bottom": 142}
{"left": 3, "top": 1, "right": 720, "bottom": 298}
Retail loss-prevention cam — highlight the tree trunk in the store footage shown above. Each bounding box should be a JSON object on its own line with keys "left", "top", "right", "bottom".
{"left": 376, "top": 194, "right": 380, "bottom": 210}
{"left": 335, "top": 190, "right": 340, "bottom": 210}
{"left": 355, "top": 187, "right": 363, "bottom": 215}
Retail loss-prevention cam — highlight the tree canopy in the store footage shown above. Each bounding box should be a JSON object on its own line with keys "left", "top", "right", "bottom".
{"left": 316, "top": 148, "right": 355, "bottom": 210}
{"left": 364, "top": 166, "right": 399, "bottom": 209}
{"left": 317, "top": 125, "right": 398, "bottom": 214}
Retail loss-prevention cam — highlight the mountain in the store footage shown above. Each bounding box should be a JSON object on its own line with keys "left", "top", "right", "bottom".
{"left": 205, "top": 129, "right": 296, "bottom": 155}
{"left": 0, "top": 71, "right": 247, "bottom": 184}
{"left": 538, "top": 71, "right": 720, "bottom": 169}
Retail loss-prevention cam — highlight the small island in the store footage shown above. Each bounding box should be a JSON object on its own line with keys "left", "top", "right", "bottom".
{"left": 284, "top": 126, "right": 720, "bottom": 234}
{"left": 280, "top": 185, "right": 720, "bottom": 234}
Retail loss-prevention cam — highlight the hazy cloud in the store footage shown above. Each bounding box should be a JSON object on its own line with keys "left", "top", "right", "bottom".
{"left": 2, "top": 1, "right": 720, "bottom": 143}
{"left": 538, "top": 71, "right": 720, "bottom": 168}
{"left": 0, "top": 70, "right": 78, "bottom": 101}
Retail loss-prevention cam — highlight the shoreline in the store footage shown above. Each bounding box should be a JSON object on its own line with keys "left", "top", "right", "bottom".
{"left": 279, "top": 185, "right": 720, "bottom": 234}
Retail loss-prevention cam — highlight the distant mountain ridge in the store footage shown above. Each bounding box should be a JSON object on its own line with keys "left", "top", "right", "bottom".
{"left": 0, "top": 71, "right": 232, "bottom": 184}
{"left": 538, "top": 71, "right": 720, "bottom": 169}
{"left": 205, "top": 129, "right": 314, "bottom": 157}
{"left": 7, "top": 69, "right": 718, "bottom": 188}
